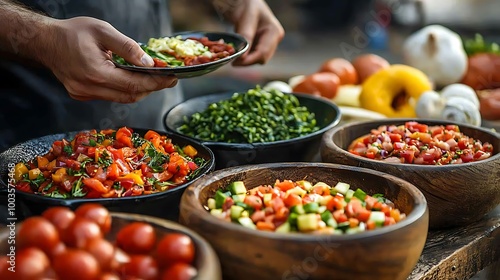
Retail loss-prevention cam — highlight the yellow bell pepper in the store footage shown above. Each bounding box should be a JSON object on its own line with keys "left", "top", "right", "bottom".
{"left": 13, "top": 163, "right": 29, "bottom": 182}
{"left": 359, "top": 64, "right": 433, "bottom": 118}
{"left": 28, "top": 168, "right": 42, "bottom": 180}
{"left": 120, "top": 170, "right": 144, "bottom": 185}
{"left": 182, "top": 145, "right": 198, "bottom": 158}
{"left": 51, "top": 167, "right": 67, "bottom": 184}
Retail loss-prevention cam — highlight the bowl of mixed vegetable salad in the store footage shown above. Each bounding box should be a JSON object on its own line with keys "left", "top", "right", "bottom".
{"left": 0, "top": 127, "right": 215, "bottom": 222}
{"left": 179, "top": 162, "right": 428, "bottom": 280}
{"left": 112, "top": 31, "right": 248, "bottom": 78}
{"left": 321, "top": 119, "right": 500, "bottom": 229}
{"left": 164, "top": 86, "right": 341, "bottom": 169}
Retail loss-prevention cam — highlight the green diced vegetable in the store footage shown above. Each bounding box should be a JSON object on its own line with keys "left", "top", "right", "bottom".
{"left": 288, "top": 213, "right": 299, "bottom": 226}
{"left": 297, "top": 213, "right": 318, "bottom": 232}
{"left": 345, "top": 189, "right": 355, "bottom": 202}
{"left": 320, "top": 210, "right": 337, "bottom": 228}
{"left": 276, "top": 222, "right": 291, "bottom": 233}
{"left": 290, "top": 205, "right": 305, "bottom": 215}
{"left": 334, "top": 182, "right": 350, "bottom": 195}
{"left": 232, "top": 194, "right": 246, "bottom": 203}
{"left": 210, "top": 209, "right": 223, "bottom": 217}
{"left": 228, "top": 181, "right": 247, "bottom": 195}
{"left": 369, "top": 211, "right": 386, "bottom": 225}
{"left": 238, "top": 217, "right": 256, "bottom": 230}
{"left": 207, "top": 198, "right": 216, "bottom": 210}
{"left": 297, "top": 180, "right": 314, "bottom": 192}
{"left": 346, "top": 226, "right": 365, "bottom": 235}
{"left": 230, "top": 205, "right": 245, "bottom": 220}
{"left": 353, "top": 188, "right": 367, "bottom": 201}
{"left": 215, "top": 190, "right": 228, "bottom": 209}
{"left": 303, "top": 202, "right": 319, "bottom": 213}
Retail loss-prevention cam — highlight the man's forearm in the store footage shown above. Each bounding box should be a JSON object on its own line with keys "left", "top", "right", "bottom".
{"left": 0, "top": 0, "right": 55, "bottom": 64}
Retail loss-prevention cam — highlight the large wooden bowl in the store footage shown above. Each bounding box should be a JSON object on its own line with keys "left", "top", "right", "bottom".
{"left": 0, "top": 212, "right": 222, "bottom": 280}
{"left": 320, "top": 118, "right": 500, "bottom": 229}
{"left": 179, "top": 162, "right": 429, "bottom": 280}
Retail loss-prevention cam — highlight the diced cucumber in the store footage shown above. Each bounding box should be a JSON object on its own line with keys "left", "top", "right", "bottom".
{"left": 304, "top": 202, "right": 319, "bottom": 213}
{"left": 230, "top": 205, "right": 245, "bottom": 220}
{"left": 326, "top": 218, "right": 338, "bottom": 228}
{"left": 235, "top": 201, "right": 250, "bottom": 209}
{"left": 353, "top": 188, "right": 367, "bottom": 201}
{"left": 276, "top": 222, "right": 291, "bottom": 233}
{"left": 238, "top": 217, "right": 256, "bottom": 230}
{"left": 319, "top": 195, "right": 331, "bottom": 206}
{"left": 332, "top": 229, "right": 344, "bottom": 235}
{"left": 337, "top": 221, "right": 351, "bottom": 231}
{"left": 320, "top": 211, "right": 338, "bottom": 228}
{"left": 334, "top": 182, "right": 350, "bottom": 195}
{"left": 369, "top": 211, "right": 386, "bottom": 224}
{"left": 313, "top": 182, "right": 330, "bottom": 190}
{"left": 228, "top": 181, "right": 247, "bottom": 195}
{"left": 345, "top": 189, "right": 355, "bottom": 202}
{"left": 241, "top": 210, "right": 249, "bottom": 217}
{"left": 288, "top": 212, "right": 299, "bottom": 226}
{"left": 232, "top": 194, "right": 246, "bottom": 203}
{"left": 286, "top": 187, "right": 307, "bottom": 197}
{"left": 317, "top": 206, "right": 327, "bottom": 214}
{"left": 210, "top": 208, "right": 223, "bottom": 217}
{"left": 207, "top": 198, "right": 216, "bottom": 210}
{"left": 290, "top": 205, "right": 305, "bottom": 215}
{"left": 297, "top": 180, "right": 313, "bottom": 192}
{"left": 263, "top": 193, "right": 273, "bottom": 205}
{"left": 346, "top": 226, "right": 365, "bottom": 235}
{"left": 215, "top": 190, "right": 228, "bottom": 208}
{"left": 297, "top": 213, "right": 319, "bottom": 232}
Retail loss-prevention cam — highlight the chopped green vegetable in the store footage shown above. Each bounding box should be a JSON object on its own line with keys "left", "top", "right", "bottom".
{"left": 178, "top": 86, "right": 320, "bottom": 143}
{"left": 464, "top": 33, "right": 500, "bottom": 56}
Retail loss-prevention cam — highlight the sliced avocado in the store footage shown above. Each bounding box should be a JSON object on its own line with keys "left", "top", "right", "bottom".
{"left": 228, "top": 181, "right": 247, "bottom": 195}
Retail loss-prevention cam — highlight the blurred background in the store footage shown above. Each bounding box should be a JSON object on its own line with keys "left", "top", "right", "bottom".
{"left": 168, "top": 0, "right": 500, "bottom": 100}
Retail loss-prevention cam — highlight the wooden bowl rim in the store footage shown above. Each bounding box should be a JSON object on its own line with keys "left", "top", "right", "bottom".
{"left": 322, "top": 118, "right": 500, "bottom": 169}
{"left": 181, "top": 162, "right": 428, "bottom": 241}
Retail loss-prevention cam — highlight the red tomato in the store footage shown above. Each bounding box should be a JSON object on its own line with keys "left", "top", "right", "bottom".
{"left": 244, "top": 195, "right": 263, "bottom": 210}
{"left": 318, "top": 58, "right": 359, "bottom": 85}
{"left": 155, "top": 233, "right": 195, "bottom": 267}
{"left": 83, "top": 178, "right": 109, "bottom": 194}
{"left": 11, "top": 248, "right": 50, "bottom": 280}
{"left": 116, "top": 222, "right": 156, "bottom": 255}
{"left": 18, "top": 217, "right": 60, "bottom": 256}
{"left": 388, "top": 133, "right": 402, "bottom": 142}
{"left": 153, "top": 57, "right": 168, "bottom": 67}
{"left": 41, "top": 206, "right": 75, "bottom": 235}
{"left": 63, "top": 217, "right": 103, "bottom": 248}
{"left": 160, "top": 262, "right": 197, "bottom": 280}
{"left": 120, "top": 255, "right": 159, "bottom": 280}
{"left": 75, "top": 203, "right": 112, "bottom": 234}
{"left": 274, "top": 180, "right": 295, "bottom": 191}
{"left": 399, "top": 150, "right": 415, "bottom": 163}
{"left": 144, "top": 130, "right": 161, "bottom": 141}
{"left": 115, "top": 127, "right": 133, "bottom": 148}
{"left": 52, "top": 249, "right": 100, "bottom": 280}
{"left": 84, "top": 238, "right": 115, "bottom": 271}
{"left": 283, "top": 193, "right": 302, "bottom": 207}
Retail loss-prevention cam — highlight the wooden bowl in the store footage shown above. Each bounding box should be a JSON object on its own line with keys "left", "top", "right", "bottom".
{"left": 179, "top": 162, "right": 429, "bottom": 280}
{"left": 320, "top": 118, "right": 500, "bottom": 229}
{"left": 0, "top": 212, "right": 222, "bottom": 280}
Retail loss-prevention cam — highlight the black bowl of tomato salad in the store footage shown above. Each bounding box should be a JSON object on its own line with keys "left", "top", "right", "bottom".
{"left": 320, "top": 119, "right": 500, "bottom": 229}
{"left": 0, "top": 127, "right": 215, "bottom": 222}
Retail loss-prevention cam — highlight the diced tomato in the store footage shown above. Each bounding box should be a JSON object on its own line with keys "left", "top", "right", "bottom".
{"left": 333, "top": 210, "right": 348, "bottom": 223}
{"left": 106, "top": 163, "right": 120, "bottom": 180}
{"left": 153, "top": 57, "right": 168, "bottom": 67}
{"left": 445, "top": 125, "right": 459, "bottom": 132}
{"left": 399, "top": 149, "right": 415, "bottom": 163}
{"left": 405, "top": 121, "right": 428, "bottom": 133}
{"left": 388, "top": 133, "right": 402, "bottom": 142}
{"left": 115, "top": 127, "right": 133, "bottom": 148}
{"left": 222, "top": 197, "right": 234, "bottom": 211}
{"left": 393, "top": 142, "right": 406, "bottom": 150}
{"left": 345, "top": 199, "right": 371, "bottom": 222}
{"left": 16, "top": 181, "right": 33, "bottom": 193}
{"left": 283, "top": 193, "right": 302, "bottom": 207}
{"left": 365, "top": 151, "right": 376, "bottom": 159}
{"left": 460, "top": 150, "right": 474, "bottom": 163}
{"left": 82, "top": 178, "right": 108, "bottom": 193}
{"left": 117, "top": 178, "right": 135, "bottom": 190}
{"left": 187, "top": 161, "right": 198, "bottom": 171}
{"left": 269, "top": 197, "right": 285, "bottom": 213}
{"left": 52, "top": 140, "right": 64, "bottom": 156}
{"left": 87, "top": 147, "right": 96, "bottom": 159}
{"left": 144, "top": 130, "right": 161, "bottom": 141}
{"left": 250, "top": 210, "right": 265, "bottom": 223}
{"left": 244, "top": 195, "right": 263, "bottom": 210}
{"left": 274, "top": 207, "right": 289, "bottom": 221}
{"left": 274, "top": 180, "right": 295, "bottom": 191}
{"left": 429, "top": 126, "right": 444, "bottom": 137}
{"left": 458, "top": 139, "right": 469, "bottom": 150}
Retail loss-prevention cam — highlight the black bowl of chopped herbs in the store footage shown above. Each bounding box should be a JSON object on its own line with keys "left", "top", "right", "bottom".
{"left": 0, "top": 128, "right": 215, "bottom": 223}
{"left": 164, "top": 87, "right": 341, "bottom": 169}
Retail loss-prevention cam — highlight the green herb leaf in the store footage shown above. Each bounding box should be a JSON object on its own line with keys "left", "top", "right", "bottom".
{"left": 64, "top": 145, "right": 73, "bottom": 156}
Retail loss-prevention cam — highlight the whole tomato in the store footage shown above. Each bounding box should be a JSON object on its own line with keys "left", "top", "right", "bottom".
{"left": 116, "top": 222, "right": 156, "bottom": 254}
{"left": 155, "top": 233, "right": 195, "bottom": 267}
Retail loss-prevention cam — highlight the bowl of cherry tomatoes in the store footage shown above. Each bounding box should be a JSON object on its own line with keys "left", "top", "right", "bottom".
{"left": 320, "top": 118, "right": 500, "bottom": 229}
{"left": 0, "top": 203, "right": 221, "bottom": 280}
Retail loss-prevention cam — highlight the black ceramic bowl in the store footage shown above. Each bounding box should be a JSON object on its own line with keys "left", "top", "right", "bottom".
{"left": 163, "top": 92, "right": 341, "bottom": 170}
{"left": 0, "top": 129, "right": 215, "bottom": 223}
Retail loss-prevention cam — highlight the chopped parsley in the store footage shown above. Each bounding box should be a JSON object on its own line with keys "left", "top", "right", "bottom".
{"left": 63, "top": 145, "right": 73, "bottom": 156}
{"left": 98, "top": 150, "right": 113, "bottom": 168}
{"left": 23, "top": 173, "right": 46, "bottom": 188}
{"left": 71, "top": 177, "right": 87, "bottom": 197}
{"left": 131, "top": 133, "right": 147, "bottom": 147}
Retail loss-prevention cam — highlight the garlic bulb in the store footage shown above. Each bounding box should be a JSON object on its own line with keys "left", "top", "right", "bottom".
{"left": 263, "top": 81, "right": 292, "bottom": 93}
{"left": 441, "top": 96, "right": 481, "bottom": 126}
{"left": 402, "top": 25, "right": 468, "bottom": 87}
{"left": 440, "top": 83, "right": 479, "bottom": 108}
{"left": 415, "top": 90, "right": 446, "bottom": 119}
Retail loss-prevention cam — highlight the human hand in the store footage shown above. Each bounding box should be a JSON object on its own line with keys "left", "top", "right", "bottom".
{"left": 221, "top": 0, "right": 285, "bottom": 66}
{"left": 42, "top": 17, "right": 178, "bottom": 103}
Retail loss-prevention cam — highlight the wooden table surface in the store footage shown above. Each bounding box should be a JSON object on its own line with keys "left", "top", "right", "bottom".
{"left": 408, "top": 205, "right": 500, "bottom": 280}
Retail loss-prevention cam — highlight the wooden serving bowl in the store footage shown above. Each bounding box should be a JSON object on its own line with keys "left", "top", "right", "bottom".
{"left": 320, "top": 118, "right": 500, "bottom": 229}
{"left": 0, "top": 212, "right": 222, "bottom": 280}
{"left": 179, "top": 162, "right": 428, "bottom": 280}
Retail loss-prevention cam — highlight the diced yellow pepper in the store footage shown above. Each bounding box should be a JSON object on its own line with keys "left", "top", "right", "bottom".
{"left": 120, "top": 172, "right": 144, "bottom": 185}
{"left": 47, "top": 160, "right": 56, "bottom": 171}
{"left": 51, "top": 168, "right": 67, "bottom": 184}
{"left": 28, "top": 168, "right": 42, "bottom": 180}
{"left": 183, "top": 145, "right": 198, "bottom": 158}
{"left": 13, "top": 163, "right": 29, "bottom": 182}
{"left": 101, "top": 139, "right": 112, "bottom": 147}
{"left": 37, "top": 156, "right": 49, "bottom": 168}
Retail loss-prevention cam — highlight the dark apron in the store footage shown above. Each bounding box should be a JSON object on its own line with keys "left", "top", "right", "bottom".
{"left": 0, "top": 0, "right": 182, "bottom": 152}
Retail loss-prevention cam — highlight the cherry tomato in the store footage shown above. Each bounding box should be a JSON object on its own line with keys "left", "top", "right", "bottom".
{"left": 120, "top": 255, "right": 159, "bottom": 280}
{"left": 18, "top": 217, "right": 60, "bottom": 256}
{"left": 99, "top": 273, "right": 121, "bottom": 280}
{"left": 52, "top": 249, "right": 100, "bottom": 280}
{"left": 160, "top": 262, "right": 197, "bottom": 280}
{"left": 42, "top": 206, "right": 75, "bottom": 234}
{"left": 318, "top": 58, "right": 359, "bottom": 85}
{"left": 116, "top": 222, "right": 156, "bottom": 254}
{"left": 84, "top": 237, "right": 115, "bottom": 271}
{"left": 63, "top": 217, "right": 103, "bottom": 248}
{"left": 12, "top": 247, "right": 50, "bottom": 280}
{"left": 74, "top": 203, "right": 112, "bottom": 234}
{"left": 156, "top": 233, "right": 195, "bottom": 267}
